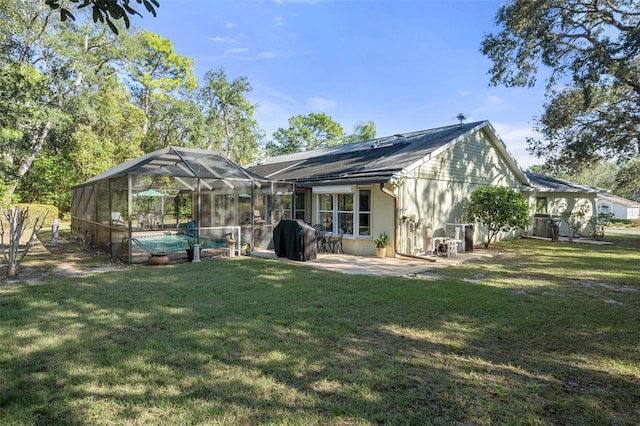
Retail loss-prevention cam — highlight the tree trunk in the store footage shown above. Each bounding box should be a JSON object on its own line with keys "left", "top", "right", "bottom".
{"left": 6, "top": 120, "right": 53, "bottom": 197}
{"left": 1, "top": 206, "right": 47, "bottom": 279}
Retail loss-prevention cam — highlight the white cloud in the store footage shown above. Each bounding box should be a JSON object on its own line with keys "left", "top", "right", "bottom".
{"left": 207, "top": 34, "right": 244, "bottom": 44}
{"left": 233, "top": 50, "right": 296, "bottom": 61}
{"left": 228, "top": 47, "right": 249, "bottom": 54}
{"left": 225, "top": 22, "right": 236, "bottom": 29}
{"left": 275, "top": 16, "right": 285, "bottom": 27}
{"left": 252, "top": 86, "right": 299, "bottom": 136}
{"left": 306, "top": 97, "right": 337, "bottom": 111}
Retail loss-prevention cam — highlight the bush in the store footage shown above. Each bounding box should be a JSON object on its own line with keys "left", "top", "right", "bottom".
{"left": 13, "top": 203, "right": 59, "bottom": 224}
{"left": 464, "top": 186, "right": 529, "bottom": 248}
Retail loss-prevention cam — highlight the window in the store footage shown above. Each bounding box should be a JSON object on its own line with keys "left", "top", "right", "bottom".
{"left": 536, "top": 197, "right": 548, "bottom": 214}
{"left": 318, "top": 194, "right": 334, "bottom": 231}
{"left": 294, "top": 193, "right": 305, "bottom": 220}
{"left": 317, "top": 189, "right": 371, "bottom": 237}
{"left": 358, "top": 190, "right": 371, "bottom": 236}
{"left": 337, "top": 194, "right": 354, "bottom": 234}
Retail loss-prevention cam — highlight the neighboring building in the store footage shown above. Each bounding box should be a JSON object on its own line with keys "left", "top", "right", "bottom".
{"left": 597, "top": 193, "right": 640, "bottom": 220}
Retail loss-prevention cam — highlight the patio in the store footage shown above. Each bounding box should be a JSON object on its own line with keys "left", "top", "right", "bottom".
{"left": 247, "top": 249, "right": 498, "bottom": 277}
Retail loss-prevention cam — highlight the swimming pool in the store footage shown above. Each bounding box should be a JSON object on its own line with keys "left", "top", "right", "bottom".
{"left": 133, "top": 234, "right": 228, "bottom": 253}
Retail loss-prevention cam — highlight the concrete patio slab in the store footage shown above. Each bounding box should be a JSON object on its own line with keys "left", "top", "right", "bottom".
{"left": 248, "top": 249, "right": 498, "bottom": 277}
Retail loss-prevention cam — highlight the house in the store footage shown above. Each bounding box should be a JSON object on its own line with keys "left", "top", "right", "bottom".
{"left": 524, "top": 172, "right": 600, "bottom": 237}
{"left": 249, "top": 120, "right": 586, "bottom": 256}
{"left": 597, "top": 193, "right": 640, "bottom": 220}
{"left": 72, "top": 122, "right": 600, "bottom": 263}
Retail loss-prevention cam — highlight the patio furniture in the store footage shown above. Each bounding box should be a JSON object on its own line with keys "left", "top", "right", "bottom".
{"left": 111, "top": 212, "right": 125, "bottom": 226}
{"left": 253, "top": 210, "right": 265, "bottom": 225}
{"left": 313, "top": 224, "right": 328, "bottom": 252}
{"left": 136, "top": 214, "right": 146, "bottom": 230}
{"left": 156, "top": 214, "right": 165, "bottom": 229}
{"left": 433, "top": 237, "right": 458, "bottom": 257}
{"left": 328, "top": 229, "right": 344, "bottom": 254}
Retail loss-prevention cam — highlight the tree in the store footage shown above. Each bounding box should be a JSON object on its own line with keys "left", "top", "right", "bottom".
{"left": 615, "top": 158, "right": 640, "bottom": 201}
{"left": 197, "top": 68, "right": 263, "bottom": 164}
{"left": 0, "top": 1, "right": 126, "bottom": 199}
{"left": 481, "top": 0, "right": 640, "bottom": 173}
{"left": 346, "top": 121, "right": 376, "bottom": 143}
{"left": 1, "top": 206, "right": 47, "bottom": 278}
{"left": 464, "top": 186, "right": 529, "bottom": 248}
{"left": 126, "top": 30, "right": 196, "bottom": 145}
{"left": 45, "top": 0, "right": 159, "bottom": 34}
{"left": 265, "top": 113, "right": 344, "bottom": 156}
{"left": 528, "top": 160, "right": 618, "bottom": 190}
{"left": 146, "top": 94, "right": 206, "bottom": 151}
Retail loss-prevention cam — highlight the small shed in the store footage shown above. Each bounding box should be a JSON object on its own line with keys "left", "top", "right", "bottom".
{"left": 70, "top": 146, "right": 293, "bottom": 263}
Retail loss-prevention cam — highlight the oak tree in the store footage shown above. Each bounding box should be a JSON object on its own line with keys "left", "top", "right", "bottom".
{"left": 482, "top": 0, "right": 640, "bottom": 176}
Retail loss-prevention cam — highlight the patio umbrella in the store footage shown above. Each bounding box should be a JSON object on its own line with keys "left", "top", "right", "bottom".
{"left": 134, "top": 189, "right": 169, "bottom": 213}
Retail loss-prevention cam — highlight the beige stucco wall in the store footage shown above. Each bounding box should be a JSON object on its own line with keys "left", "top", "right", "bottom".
{"left": 536, "top": 192, "right": 597, "bottom": 236}
{"left": 309, "top": 184, "right": 396, "bottom": 256}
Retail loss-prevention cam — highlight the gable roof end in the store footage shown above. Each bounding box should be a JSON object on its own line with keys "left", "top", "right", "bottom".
{"left": 397, "top": 120, "right": 530, "bottom": 186}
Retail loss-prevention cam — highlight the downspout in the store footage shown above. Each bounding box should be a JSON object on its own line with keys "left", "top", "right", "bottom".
{"left": 380, "top": 183, "right": 436, "bottom": 262}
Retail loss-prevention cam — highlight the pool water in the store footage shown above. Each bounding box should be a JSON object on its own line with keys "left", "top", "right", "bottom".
{"left": 135, "top": 234, "right": 228, "bottom": 253}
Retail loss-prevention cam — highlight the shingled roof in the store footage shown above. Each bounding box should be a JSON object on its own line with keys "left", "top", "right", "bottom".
{"left": 248, "top": 120, "right": 529, "bottom": 186}
{"left": 524, "top": 171, "right": 601, "bottom": 193}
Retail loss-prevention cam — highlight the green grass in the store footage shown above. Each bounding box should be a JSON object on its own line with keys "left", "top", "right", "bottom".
{"left": 1, "top": 237, "right": 639, "bottom": 425}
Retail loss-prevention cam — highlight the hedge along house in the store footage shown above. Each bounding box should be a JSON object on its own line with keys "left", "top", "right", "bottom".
{"left": 248, "top": 121, "right": 534, "bottom": 257}
{"left": 70, "top": 146, "right": 292, "bottom": 263}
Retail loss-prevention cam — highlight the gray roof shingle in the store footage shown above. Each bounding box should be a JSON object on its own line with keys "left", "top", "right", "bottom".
{"left": 249, "top": 121, "right": 528, "bottom": 186}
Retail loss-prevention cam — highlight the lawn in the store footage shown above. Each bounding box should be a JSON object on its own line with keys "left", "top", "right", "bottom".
{"left": 1, "top": 235, "right": 639, "bottom": 425}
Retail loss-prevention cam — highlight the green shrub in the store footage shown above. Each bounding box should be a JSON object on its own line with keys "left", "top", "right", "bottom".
{"left": 610, "top": 218, "right": 634, "bottom": 225}
{"left": 12, "top": 203, "right": 59, "bottom": 224}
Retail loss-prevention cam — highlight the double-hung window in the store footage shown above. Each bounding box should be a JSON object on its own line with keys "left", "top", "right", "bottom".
{"left": 317, "top": 188, "right": 371, "bottom": 237}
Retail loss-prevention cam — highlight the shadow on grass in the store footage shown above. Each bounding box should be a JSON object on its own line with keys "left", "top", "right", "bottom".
{"left": 1, "top": 246, "right": 639, "bottom": 424}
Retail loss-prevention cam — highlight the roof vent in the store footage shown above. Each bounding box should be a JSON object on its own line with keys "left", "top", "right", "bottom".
{"left": 393, "top": 134, "right": 408, "bottom": 143}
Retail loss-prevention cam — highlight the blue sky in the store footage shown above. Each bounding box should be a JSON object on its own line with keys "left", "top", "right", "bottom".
{"left": 134, "top": 0, "right": 546, "bottom": 168}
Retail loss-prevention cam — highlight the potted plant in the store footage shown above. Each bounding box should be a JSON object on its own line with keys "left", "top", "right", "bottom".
{"left": 373, "top": 232, "right": 389, "bottom": 258}
{"left": 186, "top": 238, "right": 203, "bottom": 262}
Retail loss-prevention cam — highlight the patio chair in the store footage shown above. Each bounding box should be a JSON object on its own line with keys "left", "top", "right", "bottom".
{"left": 328, "top": 229, "right": 344, "bottom": 254}
{"left": 111, "top": 212, "right": 125, "bottom": 227}
{"left": 136, "top": 214, "right": 145, "bottom": 229}
{"left": 253, "top": 210, "right": 265, "bottom": 225}
{"left": 313, "top": 223, "right": 327, "bottom": 252}
{"left": 156, "top": 214, "right": 165, "bottom": 229}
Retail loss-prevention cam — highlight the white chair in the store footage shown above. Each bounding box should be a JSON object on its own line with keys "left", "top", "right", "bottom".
{"left": 446, "top": 239, "right": 458, "bottom": 257}
{"left": 156, "top": 214, "right": 165, "bottom": 229}
{"left": 253, "top": 210, "right": 265, "bottom": 225}
{"left": 328, "top": 229, "right": 344, "bottom": 254}
{"left": 111, "top": 212, "right": 125, "bottom": 226}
